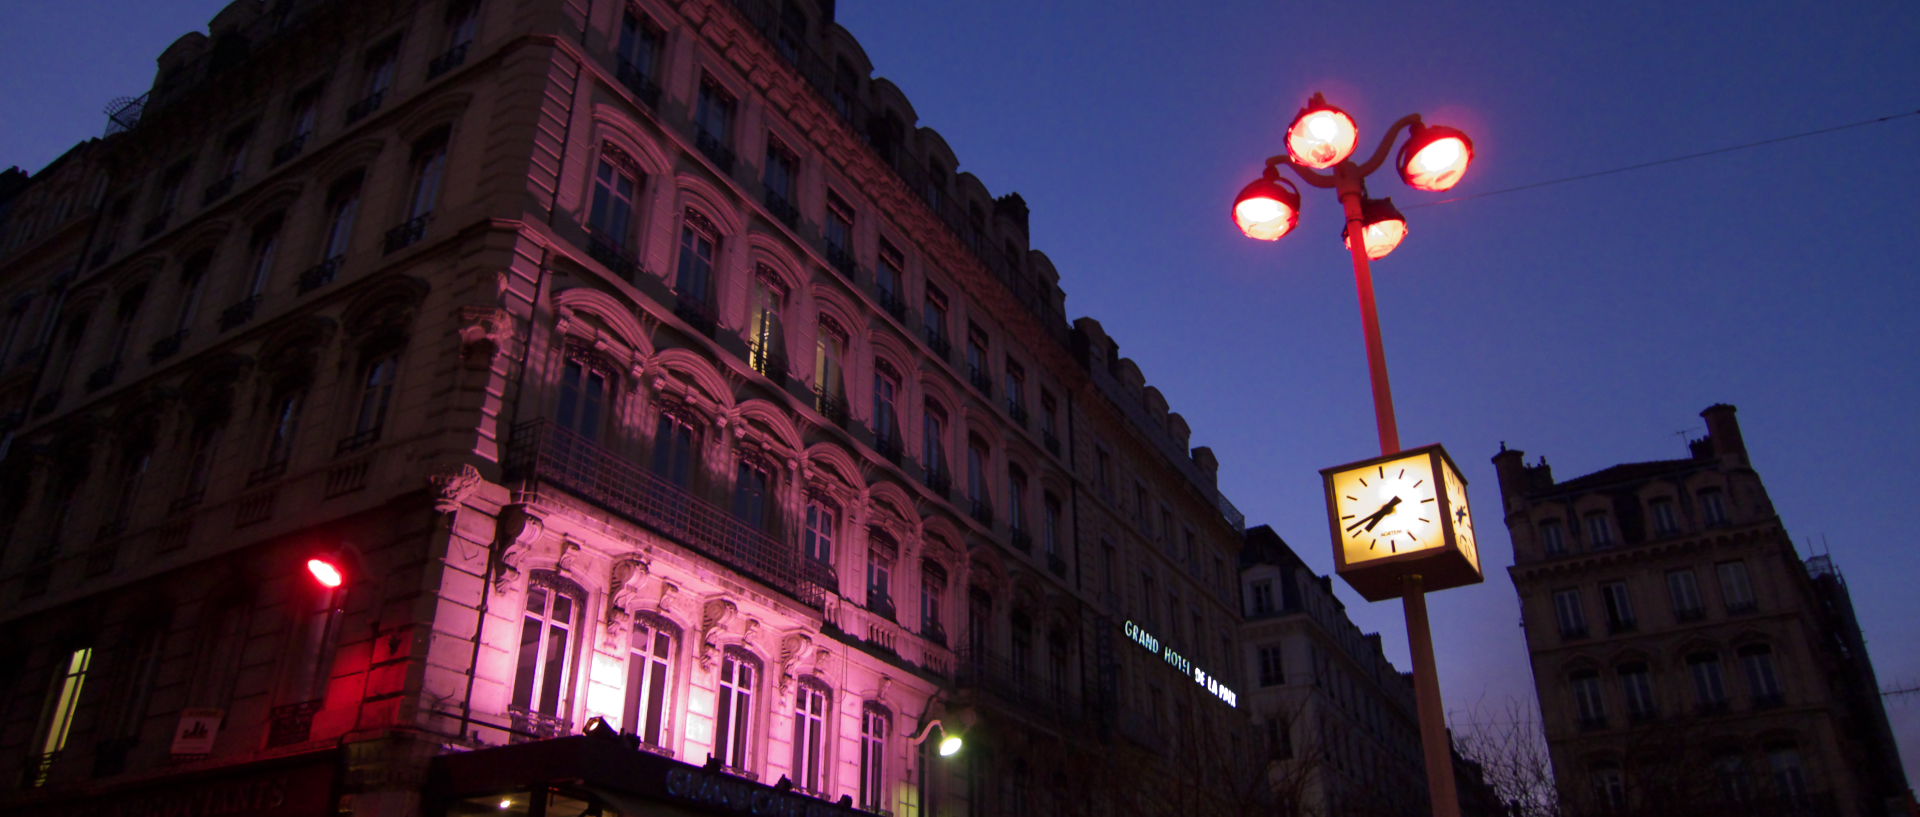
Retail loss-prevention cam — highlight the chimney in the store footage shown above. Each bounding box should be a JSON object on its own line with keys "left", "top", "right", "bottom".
{"left": 1191, "top": 446, "right": 1219, "bottom": 488}
{"left": 1700, "top": 403, "right": 1747, "bottom": 465}
{"left": 1492, "top": 443, "right": 1528, "bottom": 508}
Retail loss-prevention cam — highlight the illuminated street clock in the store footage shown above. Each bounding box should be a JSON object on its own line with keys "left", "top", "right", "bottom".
{"left": 1320, "top": 443, "right": 1483, "bottom": 601}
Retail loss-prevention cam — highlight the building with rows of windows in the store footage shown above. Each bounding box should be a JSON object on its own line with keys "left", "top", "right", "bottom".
{"left": 1496, "top": 404, "right": 1912, "bottom": 816}
{"left": 0, "top": 1, "right": 1269, "bottom": 816}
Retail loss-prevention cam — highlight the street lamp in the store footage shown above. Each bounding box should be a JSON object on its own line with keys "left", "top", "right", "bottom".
{"left": 1232, "top": 92, "right": 1478, "bottom": 817}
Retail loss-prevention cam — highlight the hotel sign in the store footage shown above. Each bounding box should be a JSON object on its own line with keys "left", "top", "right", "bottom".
{"left": 1123, "top": 620, "right": 1238, "bottom": 707}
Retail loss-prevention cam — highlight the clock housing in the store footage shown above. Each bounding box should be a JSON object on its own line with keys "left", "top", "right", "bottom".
{"left": 1321, "top": 443, "right": 1483, "bottom": 601}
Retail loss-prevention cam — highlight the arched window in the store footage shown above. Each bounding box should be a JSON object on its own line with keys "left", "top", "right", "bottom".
{"left": 244, "top": 214, "right": 284, "bottom": 299}
{"left": 814, "top": 314, "right": 846, "bottom": 418}
{"left": 511, "top": 571, "right": 584, "bottom": 731}
{"left": 791, "top": 678, "right": 831, "bottom": 793}
{"left": 589, "top": 145, "right": 640, "bottom": 251}
{"left": 318, "top": 172, "right": 361, "bottom": 272}
{"left": 1617, "top": 661, "right": 1656, "bottom": 721}
{"left": 258, "top": 383, "right": 304, "bottom": 478}
{"left": 406, "top": 129, "right": 448, "bottom": 222}
{"left": 872, "top": 361, "right": 900, "bottom": 457}
{"left": 1569, "top": 669, "right": 1606, "bottom": 728}
{"left": 920, "top": 559, "right": 947, "bottom": 644}
{"left": 343, "top": 346, "right": 400, "bottom": 451}
{"left": 1688, "top": 651, "right": 1728, "bottom": 712}
{"left": 803, "top": 496, "right": 836, "bottom": 567}
{"left": 555, "top": 343, "right": 612, "bottom": 443}
{"left": 623, "top": 614, "right": 677, "bottom": 749}
{"left": 966, "top": 436, "right": 990, "bottom": 522}
{"left": 713, "top": 647, "right": 760, "bottom": 772}
{"left": 674, "top": 209, "right": 719, "bottom": 327}
{"left": 651, "top": 409, "right": 697, "bottom": 488}
{"left": 866, "top": 528, "right": 896, "bottom": 619}
{"left": 746, "top": 269, "right": 786, "bottom": 377}
{"left": 732, "top": 456, "right": 773, "bottom": 531}
{"left": 922, "top": 401, "right": 948, "bottom": 491}
{"left": 859, "top": 703, "right": 891, "bottom": 811}
{"left": 1006, "top": 465, "right": 1027, "bottom": 539}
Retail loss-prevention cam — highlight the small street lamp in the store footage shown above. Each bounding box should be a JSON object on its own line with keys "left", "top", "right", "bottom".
{"left": 1232, "top": 93, "right": 1478, "bottom": 817}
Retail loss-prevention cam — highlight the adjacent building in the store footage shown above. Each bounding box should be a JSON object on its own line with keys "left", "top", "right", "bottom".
{"left": 0, "top": 1, "right": 1259, "bottom": 816}
{"left": 1496, "top": 404, "right": 1912, "bottom": 816}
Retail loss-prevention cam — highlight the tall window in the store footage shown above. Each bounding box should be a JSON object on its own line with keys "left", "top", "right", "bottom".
{"left": 1250, "top": 580, "right": 1275, "bottom": 616}
{"left": 746, "top": 273, "right": 785, "bottom": 375}
{"left": 1539, "top": 518, "right": 1566, "bottom": 555}
{"left": 1740, "top": 644, "right": 1783, "bottom": 704}
{"left": 1600, "top": 580, "right": 1636, "bottom": 632}
{"left": 1258, "top": 646, "right": 1284, "bottom": 686}
{"left": 555, "top": 352, "right": 610, "bottom": 442}
{"left": 589, "top": 155, "right": 638, "bottom": 248}
{"left": 407, "top": 131, "right": 449, "bottom": 221}
{"left": 859, "top": 704, "right": 890, "bottom": 812}
{"left": 1767, "top": 744, "right": 1807, "bottom": 799}
{"left": 1619, "top": 662, "right": 1656, "bottom": 720}
{"left": 1717, "top": 560, "right": 1754, "bottom": 612}
{"left": 445, "top": 0, "right": 479, "bottom": 50}
{"left": 1713, "top": 752, "right": 1751, "bottom": 802}
{"left": 1571, "top": 670, "right": 1606, "bottom": 727}
{"left": 623, "top": 617, "right": 675, "bottom": 748}
{"left": 278, "top": 583, "right": 342, "bottom": 707}
{"left": 1009, "top": 612, "right": 1032, "bottom": 681}
{"left": 512, "top": 574, "right": 581, "bottom": 719}
{"left": 1688, "top": 651, "right": 1727, "bottom": 710}
{"left": 652, "top": 412, "right": 696, "bottom": 488}
{"left": 814, "top": 317, "right": 845, "bottom": 410}
{"left": 1584, "top": 512, "right": 1613, "bottom": 548}
{"left": 183, "top": 422, "right": 223, "bottom": 502}
{"left": 1553, "top": 588, "right": 1587, "bottom": 638}
{"left": 965, "top": 325, "right": 989, "bottom": 387}
{"left": 966, "top": 438, "right": 989, "bottom": 516}
{"left": 217, "top": 126, "right": 251, "bottom": 182}
{"left": 733, "top": 460, "right": 771, "bottom": 530}
{"left": 1699, "top": 488, "right": 1728, "bottom": 525}
{"left": 675, "top": 210, "right": 718, "bottom": 305}
{"left": 107, "top": 285, "right": 145, "bottom": 363}
{"left": 1667, "top": 568, "right": 1703, "bottom": 620}
{"left": 1650, "top": 497, "right": 1678, "bottom": 534}
{"left": 246, "top": 215, "right": 283, "bottom": 297}
{"left": 867, "top": 532, "right": 895, "bottom": 618}
{"left": 792, "top": 680, "right": 830, "bottom": 792}
{"left": 1042, "top": 494, "right": 1061, "bottom": 557}
{"left": 261, "top": 388, "right": 304, "bottom": 469}
{"left": 1006, "top": 466, "right": 1027, "bottom": 534}
{"left": 695, "top": 76, "right": 735, "bottom": 149}
{"left": 363, "top": 39, "right": 398, "bottom": 100}
{"left": 921, "top": 559, "right": 946, "bottom": 640}
{"left": 1004, "top": 360, "right": 1026, "bottom": 418}
{"left": 967, "top": 588, "right": 990, "bottom": 660}
{"left": 109, "top": 449, "right": 149, "bottom": 527}
{"left": 825, "top": 192, "right": 854, "bottom": 264}
{"left": 29, "top": 647, "right": 92, "bottom": 787}
{"left": 348, "top": 352, "right": 399, "bottom": 444}
{"left": 1592, "top": 764, "right": 1626, "bottom": 810}
{"left": 922, "top": 287, "right": 948, "bottom": 350}
{"left": 617, "top": 12, "right": 662, "bottom": 82}
{"left": 875, "top": 240, "right": 903, "bottom": 311}
{"left": 922, "top": 402, "right": 947, "bottom": 476}
{"left": 322, "top": 174, "right": 361, "bottom": 261}
{"left": 287, "top": 86, "right": 320, "bottom": 142}
{"left": 713, "top": 649, "right": 758, "bottom": 771}
{"left": 803, "top": 498, "right": 836, "bottom": 566}
{"left": 872, "top": 365, "right": 899, "bottom": 448}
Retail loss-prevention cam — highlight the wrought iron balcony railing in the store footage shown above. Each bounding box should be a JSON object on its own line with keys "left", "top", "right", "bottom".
{"left": 763, "top": 189, "right": 799, "bottom": 228}
{"left": 675, "top": 293, "right": 718, "bottom": 337}
{"left": 615, "top": 59, "right": 663, "bottom": 109}
{"left": 814, "top": 387, "right": 848, "bottom": 428}
{"left": 144, "top": 331, "right": 180, "bottom": 365}
{"left": 695, "top": 130, "right": 736, "bottom": 175}
{"left": 298, "top": 255, "right": 344, "bottom": 294}
{"left": 272, "top": 134, "right": 308, "bottom": 166}
{"left": 427, "top": 42, "right": 471, "bottom": 79}
{"left": 825, "top": 243, "right": 857, "bottom": 279}
{"left": 506, "top": 419, "right": 822, "bottom": 609}
{"left": 587, "top": 233, "right": 643, "bottom": 281}
{"left": 219, "top": 295, "right": 260, "bottom": 332}
{"left": 384, "top": 213, "right": 430, "bottom": 253}
{"left": 955, "top": 649, "right": 1082, "bottom": 726}
{"left": 344, "top": 90, "right": 386, "bottom": 124}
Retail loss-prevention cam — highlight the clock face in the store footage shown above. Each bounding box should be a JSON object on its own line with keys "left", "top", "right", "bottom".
{"left": 1440, "top": 454, "right": 1478, "bottom": 571}
{"left": 1329, "top": 451, "right": 1446, "bottom": 564}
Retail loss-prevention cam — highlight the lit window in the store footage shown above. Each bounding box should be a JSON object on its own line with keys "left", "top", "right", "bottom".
{"left": 713, "top": 649, "right": 759, "bottom": 772}
{"left": 746, "top": 272, "right": 785, "bottom": 376}
{"left": 623, "top": 616, "right": 675, "bottom": 748}
{"left": 29, "top": 647, "right": 92, "bottom": 787}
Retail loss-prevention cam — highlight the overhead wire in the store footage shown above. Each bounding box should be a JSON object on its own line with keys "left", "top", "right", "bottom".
{"left": 1404, "top": 108, "right": 1920, "bottom": 209}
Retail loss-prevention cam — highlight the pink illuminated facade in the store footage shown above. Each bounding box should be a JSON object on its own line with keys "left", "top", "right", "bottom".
{"left": 0, "top": 2, "right": 1263, "bottom": 816}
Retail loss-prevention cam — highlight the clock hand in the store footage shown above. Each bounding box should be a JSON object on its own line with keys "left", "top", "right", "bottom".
{"left": 1361, "top": 496, "right": 1402, "bottom": 532}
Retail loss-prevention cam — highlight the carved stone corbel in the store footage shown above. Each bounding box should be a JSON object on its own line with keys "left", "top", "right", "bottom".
{"left": 605, "top": 556, "right": 651, "bottom": 643}
{"left": 492, "top": 504, "right": 544, "bottom": 595}
{"left": 697, "top": 598, "right": 738, "bottom": 670}
{"left": 428, "top": 462, "right": 483, "bottom": 514}
{"left": 457, "top": 306, "right": 514, "bottom": 364}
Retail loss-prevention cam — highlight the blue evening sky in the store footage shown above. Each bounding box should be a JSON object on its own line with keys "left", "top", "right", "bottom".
{"left": 5, "top": 0, "right": 1917, "bottom": 782}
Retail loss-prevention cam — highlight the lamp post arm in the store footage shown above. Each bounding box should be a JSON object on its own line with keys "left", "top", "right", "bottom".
{"left": 1272, "top": 156, "right": 1342, "bottom": 190}
{"left": 1354, "top": 113, "right": 1425, "bottom": 177}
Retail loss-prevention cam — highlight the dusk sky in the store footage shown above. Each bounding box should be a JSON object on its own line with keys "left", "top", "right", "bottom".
{"left": 5, "top": 0, "right": 1917, "bottom": 783}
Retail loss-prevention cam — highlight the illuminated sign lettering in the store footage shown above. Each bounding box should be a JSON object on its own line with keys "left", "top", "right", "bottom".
{"left": 1122, "top": 620, "right": 1238, "bottom": 707}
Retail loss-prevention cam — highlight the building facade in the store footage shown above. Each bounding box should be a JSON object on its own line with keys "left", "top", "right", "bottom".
{"left": 1496, "top": 404, "right": 1912, "bottom": 816}
{"left": 0, "top": 1, "right": 1258, "bottom": 816}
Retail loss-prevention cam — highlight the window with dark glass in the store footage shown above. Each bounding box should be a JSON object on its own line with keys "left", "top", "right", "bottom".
{"left": 345, "top": 352, "right": 399, "bottom": 444}
{"left": 967, "top": 588, "right": 991, "bottom": 660}
{"left": 859, "top": 704, "right": 890, "bottom": 811}
{"left": 922, "top": 286, "right": 948, "bottom": 349}
{"left": 867, "top": 531, "right": 895, "bottom": 616}
{"left": 675, "top": 210, "right": 718, "bottom": 305}
{"left": 1009, "top": 612, "right": 1031, "bottom": 681}
{"left": 360, "top": 38, "right": 399, "bottom": 102}
{"left": 872, "top": 364, "right": 900, "bottom": 448}
{"left": 763, "top": 139, "right": 796, "bottom": 211}
{"left": 217, "top": 125, "right": 251, "bottom": 182}
{"left": 695, "top": 76, "right": 735, "bottom": 148}
{"left": 1006, "top": 466, "right": 1027, "bottom": 534}
{"left": 876, "top": 240, "right": 903, "bottom": 310}
{"left": 1740, "top": 644, "right": 1782, "bottom": 704}
{"left": 1553, "top": 588, "right": 1587, "bottom": 638}
{"left": 1258, "top": 645, "right": 1284, "bottom": 686}
{"left": 261, "top": 388, "right": 303, "bottom": 469}
{"left": 652, "top": 412, "right": 696, "bottom": 488}
{"left": 512, "top": 574, "right": 581, "bottom": 719}
{"left": 1650, "top": 497, "right": 1678, "bottom": 534}
{"left": 825, "top": 191, "right": 854, "bottom": 261}
{"left": 792, "top": 680, "right": 830, "bottom": 791}
{"left": 921, "top": 559, "right": 946, "bottom": 638}
{"left": 965, "top": 324, "right": 988, "bottom": 386}
{"left": 555, "top": 351, "right": 610, "bottom": 442}
{"left": 1539, "top": 518, "right": 1565, "bottom": 555}
{"left": 1600, "top": 580, "right": 1635, "bottom": 632}
{"left": 617, "top": 12, "right": 662, "bottom": 83}
{"left": 733, "top": 459, "right": 771, "bottom": 530}
{"left": 1767, "top": 743, "right": 1807, "bottom": 799}
{"left": 623, "top": 616, "right": 675, "bottom": 748}
{"left": 967, "top": 437, "right": 989, "bottom": 514}
{"left": 288, "top": 85, "right": 320, "bottom": 141}
{"left": 1004, "top": 360, "right": 1025, "bottom": 419}
{"left": 322, "top": 174, "right": 361, "bottom": 262}
{"left": 589, "top": 154, "right": 638, "bottom": 248}
{"left": 1043, "top": 494, "right": 1061, "bottom": 557}
{"left": 1584, "top": 512, "right": 1612, "bottom": 548}
{"left": 1700, "top": 488, "right": 1728, "bottom": 525}
{"left": 1571, "top": 670, "right": 1606, "bottom": 726}
{"left": 803, "top": 496, "right": 835, "bottom": 565}
{"left": 1619, "top": 662, "right": 1656, "bottom": 720}
{"left": 1250, "top": 580, "right": 1275, "bottom": 615}
{"left": 922, "top": 402, "right": 946, "bottom": 476}
{"left": 246, "top": 215, "right": 283, "bottom": 296}
{"left": 1688, "top": 651, "right": 1727, "bottom": 709}
{"left": 444, "top": 0, "right": 479, "bottom": 50}
{"left": 1717, "top": 560, "right": 1754, "bottom": 612}
{"left": 713, "top": 649, "right": 758, "bottom": 771}
{"left": 406, "top": 131, "right": 448, "bottom": 221}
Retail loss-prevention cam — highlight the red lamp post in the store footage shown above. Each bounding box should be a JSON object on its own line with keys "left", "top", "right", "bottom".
{"left": 1233, "top": 92, "right": 1475, "bottom": 817}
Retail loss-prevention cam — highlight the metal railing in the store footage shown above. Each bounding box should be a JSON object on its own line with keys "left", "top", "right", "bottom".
{"left": 956, "top": 649, "right": 1082, "bottom": 725}
{"left": 506, "top": 419, "right": 822, "bottom": 609}
{"left": 428, "top": 42, "right": 471, "bottom": 80}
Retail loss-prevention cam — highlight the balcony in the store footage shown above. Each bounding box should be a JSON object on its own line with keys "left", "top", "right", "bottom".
{"left": 813, "top": 388, "right": 848, "bottom": 428}
{"left": 873, "top": 285, "right": 905, "bottom": 321}
{"left": 824, "top": 243, "right": 857, "bottom": 279}
{"left": 615, "top": 59, "right": 662, "bottom": 109}
{"left": 84, "top": 360, "right": 121, "bottom": 392}
{"left": 969, "top": 498, "right": 992, "bottom": 526}
{"left": 335, "top": 427, "right": 381, "bottom": 455}
{"left": 924, "top": 329, "right": 950, "bottom": 361}
{"left": 298, "top": 255, "right": 344, "bottom": 294}
{"left": 1008, "top": 528, "right": 1031, "bottom": 553}
{"left": 272, "top": 134, "right": 308, "bottom": 166}
{"left": 967, "top": 365, "right": 992, "bottom": 396}
{"left": 587, "top": 233, "right": 642, "bottom": 281}
{"left": 219, "top": 295, "right": 260, "bottom": 332}
{"left": 1007, "top": 401, "right": 1028, "bottom": 426}
{"left": 384, "top": 213, "right": 430, "bottom": 253}
{"left": 867, "top": 594, "right": 896, "bottom": 622}
{"left": 344, "top": 90, "right": 386, "bottom": 124}
{"left": 801, "top": 557, "right": 837, "bottom": 594}
{"left": 507, "top": 706, "right": 572, "bottom": 745}
{"left": 427, "top": 41, "right": 470, "bottom": 79}
{"left": 694, "top": 130, "right": 736, "bottom": 175}
{"left": 874, "top": 434, "right": 902, "bottom": 465}
{"left": 674, "top": 293, "right": 717, "bottom": 337}
{"left": 763, "top": 189, "right": 798, "bottom": 228}
{"left": 141, "top": 211, "right": 171, "bottom": 240}
{"left": 922, "top": 468, "right": 950, "bottom": 497}
{"left": 265, "top": 700, "right": 322, "bottom": 748}
{"left": 956, "top": 649, "right": 1082, "bottom": 726}
{"left": 247, "top": 458, "right": 289, "bottom": 487}
{"left": 505, "top": 419, "right": 823, "bottom": 609}
{"left": 203, "top": 173, "right": 237, "bottom": 205}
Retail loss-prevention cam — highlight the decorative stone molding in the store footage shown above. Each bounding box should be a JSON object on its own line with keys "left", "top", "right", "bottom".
{"left": 605, "top": 556, "right": 651, "bottom": 642}
{"left": 457, "top": 305, "right": 514, "bottom": 363}
{"left": 428, "top": 462, "right": 483, "bottom": 514}
{"left": 492, "top": 504, "right": 544, "bottom": 595}
{"left": 697, "top": 598, "right": 738, "bottom": 670}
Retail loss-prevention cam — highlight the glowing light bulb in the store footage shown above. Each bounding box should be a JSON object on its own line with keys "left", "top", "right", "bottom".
{"left": 1232, "top": 177, "right": 1301, "bottom": 241}
{"left": 307, "top": 558, "right": 344, "bottom": 588}
{"left": 938, "top": 734, "right": 964, "bottom": 756}
{"left": 1397, "top": 125, "right": 1474, "bottom": 192}
{"left": 1286, "top": 100, "right": 1358, "bottom": 169}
